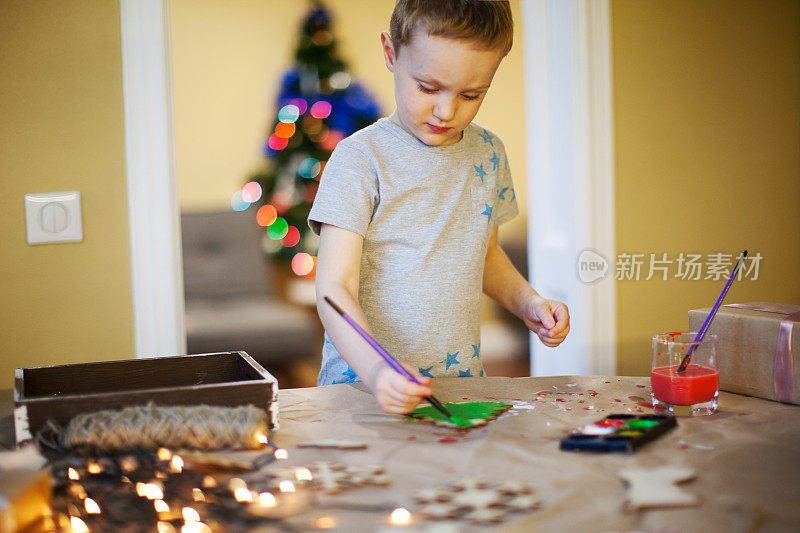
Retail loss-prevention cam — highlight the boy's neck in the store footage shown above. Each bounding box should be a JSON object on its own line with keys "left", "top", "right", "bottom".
{"left": 387, "top": 110, "right": 405, "bottom": 131}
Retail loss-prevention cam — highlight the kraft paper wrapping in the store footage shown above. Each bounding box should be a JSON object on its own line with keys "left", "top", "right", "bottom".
{"left": 269, "top": 376, "right": 800, "bottom": 532}
{"left": 689, "top": 302, "right": 800, "bottom": 405}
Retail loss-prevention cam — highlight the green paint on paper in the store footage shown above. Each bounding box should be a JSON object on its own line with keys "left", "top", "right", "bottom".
{"left": 408, "top": 401, "right": 512, "bottom": 429}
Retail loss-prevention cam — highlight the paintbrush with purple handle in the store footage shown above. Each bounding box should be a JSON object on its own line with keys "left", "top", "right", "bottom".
{"left": 677, "top": 250, "right": 748, "bottom": 373}
{"left": 324, "top": 296, "right": 467, "bottom": 426}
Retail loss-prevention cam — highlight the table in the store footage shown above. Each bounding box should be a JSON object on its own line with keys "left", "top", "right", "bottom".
{"left": 271, "top": 376, "right": 800, "bottom": 532}
{"left": 2, "top": 376, "right": 799, "bottom": 532}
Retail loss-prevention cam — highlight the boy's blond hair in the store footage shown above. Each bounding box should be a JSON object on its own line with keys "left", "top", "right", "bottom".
{"left": 390, "top": 0, "right": 513, "bottom": 58}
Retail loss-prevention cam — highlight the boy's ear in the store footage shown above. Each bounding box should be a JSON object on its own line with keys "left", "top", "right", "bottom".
{"left": 380, "top": 31, "right": 396, "bottom": 72}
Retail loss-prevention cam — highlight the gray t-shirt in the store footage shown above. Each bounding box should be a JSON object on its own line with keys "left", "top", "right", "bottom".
{"left": 308, "top": 117, "right": 518, "bottom": 385}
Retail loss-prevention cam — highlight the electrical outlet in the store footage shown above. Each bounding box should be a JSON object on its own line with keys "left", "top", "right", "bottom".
{"left": 24, "top": 191, "right": 83, "bottom": 245}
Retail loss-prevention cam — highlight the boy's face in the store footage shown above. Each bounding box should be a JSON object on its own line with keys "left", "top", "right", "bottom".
{"left": 381, "top": 27, "right": 504, "bottom": 146}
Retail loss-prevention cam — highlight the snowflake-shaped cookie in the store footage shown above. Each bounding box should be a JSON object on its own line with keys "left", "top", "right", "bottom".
{"left": 307, "top": 461, "right": 390, "bottom": 494}
{"left": 414, "top": 477, "right": 541, "bottom": 525}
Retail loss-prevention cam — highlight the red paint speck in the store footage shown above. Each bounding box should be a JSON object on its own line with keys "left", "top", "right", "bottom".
{"left": 587, "top": 390, "right": 598, "bottom": 397}
{"left": 565, "top": 408, "right": 572, "bottom": 411}
{"left": 738, "top": 411, "right": 752, "bottom": 416}
{"left": 462, "top": 397, "right": 469, "bottom": 400}
{"left": 408, "top": 436, "right": 416, "bottom": 441}
{"left": 637, "top": 401, "right": 654, "bottom": 409}
{"left": 520, "top": 434, "right": 526, "bottom": 438}
{"left": 439, "top": 437, "right": 459, "bottom": 444}
{"left": 614, "top": 399, "right": 623, "bottom": 403}
{"left": 636, "top": 384, "right": 646, "bottom": 388}
{"left": 679, "top": 444, "right": 689, "bottom": 450}
{"left": 596, "top": 419, "right": 626, "bottom": 427}
{"left": 555, "top": 398, "right": 566, "bottom": 403}
{"left": 605, "top": 381, "right": 611, "bottom": 383}
{"left": 577, "top": 400, "right": 586, "bottom": 403}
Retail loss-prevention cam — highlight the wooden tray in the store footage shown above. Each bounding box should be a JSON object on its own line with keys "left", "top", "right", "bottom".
{"left": 14, "top": 351, "right": 278, "bottom": 444}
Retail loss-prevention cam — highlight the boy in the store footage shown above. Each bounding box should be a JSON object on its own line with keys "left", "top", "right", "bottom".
{"left": 308, "top": 0, "right": 569, "bottom": 414}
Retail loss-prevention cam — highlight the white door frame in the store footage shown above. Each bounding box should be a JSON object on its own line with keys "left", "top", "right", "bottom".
{"left": 119, "top": 0, "right": 186, "bottom": 357}
{"left": 522, "top": 0, "right": 617, "bottom": 376}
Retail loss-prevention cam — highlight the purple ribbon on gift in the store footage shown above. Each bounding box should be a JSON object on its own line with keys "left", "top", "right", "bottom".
{"left": 724, "top": 303, "right": 800, "bottom": 403}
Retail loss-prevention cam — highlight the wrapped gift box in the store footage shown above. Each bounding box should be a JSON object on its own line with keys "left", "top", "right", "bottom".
{"left": 0, "top": 445, "right": 51, "bottom": 533}
{"left": 688, "top": 302, "right": 800, "bottom": 404}
{"left": 0, "top": 469, "right": 51, "bottom": 532}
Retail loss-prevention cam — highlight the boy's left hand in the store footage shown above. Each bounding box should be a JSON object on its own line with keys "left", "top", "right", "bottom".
{"left": 522, "top": 295, "right": 570, "bottom": 347}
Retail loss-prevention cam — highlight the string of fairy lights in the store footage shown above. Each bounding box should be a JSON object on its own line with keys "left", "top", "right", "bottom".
{"left": 50, "top": 439, "right": 415, "bottom": 531}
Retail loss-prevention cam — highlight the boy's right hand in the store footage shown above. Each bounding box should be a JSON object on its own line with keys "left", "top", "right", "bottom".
{"left": 367, "top": 361, "right": 432, "bottom": 414}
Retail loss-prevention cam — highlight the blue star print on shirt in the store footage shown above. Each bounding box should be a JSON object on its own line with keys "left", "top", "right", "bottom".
{"left": 481, "top": 203, "right": 493, "bottom": 224}
{"left": 474, "top": 163, "right": 487, "bottom": 183}
{"left": 332, "top": 365, "right": 358, "bottom": 384}
{"left": 480, "top": 129, "right": 494, "bottom": 146}
{"left": 459, "top": 369, "right": 472, "bottom": 377}
{"left": 471, "top": 344, "right": 480, "bottom": 358}
{"left": 498, "top": 187, "right": 508, "bottom": 200}
{"left": 511, "top": 188, "right": 516, "bottom": 201}
{"left": 480, "top": 369, "right": 485, "bottom": 377}
{"left": 419, "top": 365, "right": 434, "bottom": 378}
{"left": 442, "top": 351, "right": 460, "bottom": 370}
{"left": 490, "top": 152, "right": 499, "bottom": 171}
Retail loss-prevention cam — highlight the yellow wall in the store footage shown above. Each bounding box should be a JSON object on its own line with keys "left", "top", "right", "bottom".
{"left": 170, "top": 0, "right": 527, "bottom": 244}
{"left": 0, "top": 1, "right": 135, "bottom": 391}
{"left": 612, "top": 0, "right": 800, "bottom": 375}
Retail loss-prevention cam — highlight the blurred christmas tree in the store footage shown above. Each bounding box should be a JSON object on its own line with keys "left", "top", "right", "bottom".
{"left": 238, "top": 0, "right": 382, "bottom": 278}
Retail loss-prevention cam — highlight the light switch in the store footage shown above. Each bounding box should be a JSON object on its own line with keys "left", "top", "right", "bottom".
{"left": 24, "top": 191, "right": 83, "bottom": 245}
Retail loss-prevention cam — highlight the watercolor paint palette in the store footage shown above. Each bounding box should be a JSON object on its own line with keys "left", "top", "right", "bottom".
{"left": 559, "top": 414, "right": 677, "bottom": 453}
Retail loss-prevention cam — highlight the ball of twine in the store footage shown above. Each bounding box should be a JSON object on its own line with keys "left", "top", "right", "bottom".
{"left": 64, "top": 402, "right": 269, "bottom": 451}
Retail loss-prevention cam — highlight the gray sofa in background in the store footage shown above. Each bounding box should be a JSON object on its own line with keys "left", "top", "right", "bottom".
{"left": 181, "top": 210, "right": 318, "bottom": 371}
